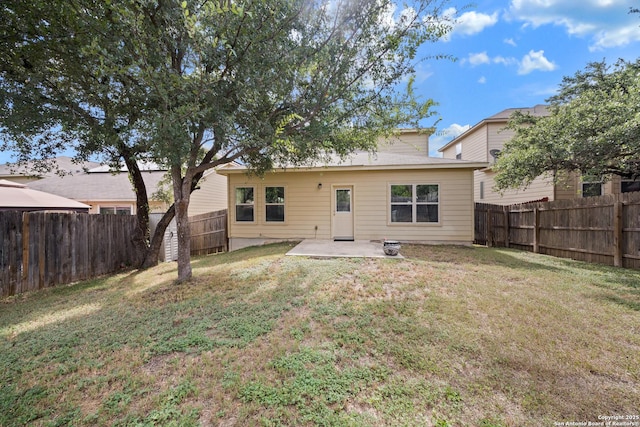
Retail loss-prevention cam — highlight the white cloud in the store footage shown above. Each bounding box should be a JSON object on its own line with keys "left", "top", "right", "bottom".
{"left": 463, "top": 52, "right": 517, "bottom": 67}
{"left": 590, "top": 25, "right": 640, "bottom": 51}
{"left": 429, "top": 123, "right": 471, "bottom": 156}
{"left": 508, "top": 0, "right": 640, "bottom": 49}
{"left": 462, "top": 50, "right": 555, "bottom": 75}
{"left": 493, "top": 55, "right": 518, "bottom": 66}
{"left": 467, "top": 51, "right": 491, "bottom": 66}
{"left": 518, "top": 50, "right": 557, "bottom": 74}
{"left": 504, "top": 38, "right": 517, "bottom": 46}
{"left": 440, "top": 8, "right": 498, "bottom": 40}
{"left": 453, "top": 10, "right": 499, "bottom": 36}
{"left": 478, "top": 76, "right": 487, "bottom": 84}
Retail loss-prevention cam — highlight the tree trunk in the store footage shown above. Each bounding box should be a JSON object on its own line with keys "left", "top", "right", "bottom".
{"left": 135, "top": 161, "right": 210, "bottom": 271}
{"left": 121, "top": 153, "right": 151, "bottom": 267}
{"left": 172, "top": 166, "right": 192, "bottom": 283}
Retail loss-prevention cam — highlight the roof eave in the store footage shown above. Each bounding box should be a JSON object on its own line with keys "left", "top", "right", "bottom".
{"left": 217, "top": 162, "right": 489, "bottom": 175}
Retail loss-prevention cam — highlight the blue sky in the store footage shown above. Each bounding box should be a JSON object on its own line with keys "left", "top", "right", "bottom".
{"left": 1, "top": 0, "right": 638, "bottom": 164}
{"left": 422, "top": 0, "right": 640, "bottom": 155}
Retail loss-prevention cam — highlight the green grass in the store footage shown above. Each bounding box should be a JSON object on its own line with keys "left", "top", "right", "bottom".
{"left": 1, "top": 243, "right": 639, "bottom": 426}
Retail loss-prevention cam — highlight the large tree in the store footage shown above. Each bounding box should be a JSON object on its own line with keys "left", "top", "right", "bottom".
{"left": 1, "top": 0, "right": 454, "bottom": 282}
{"left": 0, "top": 0, "right": 171, "bottom": 267}
{"left": 494, "top": 58, "right": 640, "bottom": 191}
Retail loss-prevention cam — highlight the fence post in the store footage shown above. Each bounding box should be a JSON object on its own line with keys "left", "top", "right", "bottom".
{"left": 503, "top": 206, "right": 510, "bottom": 248}
{"left": 486, "top": 207, "right": 493, "bottom": 247}
{"left": 613, "top": 201, "right": 623, "bottom": 267}
{"left": 22, "top": 213, "right": 29, "bottom": 284}
{"left": 533, "top": 207, "right": 540, "bottom": 253}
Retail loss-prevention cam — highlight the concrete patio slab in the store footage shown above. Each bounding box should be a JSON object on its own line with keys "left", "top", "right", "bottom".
{"left": 286, "top": 239, "right": 404, "bottom": 259}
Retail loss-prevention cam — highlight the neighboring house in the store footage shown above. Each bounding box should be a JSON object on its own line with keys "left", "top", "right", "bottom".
{"left": 188, "top": 166, "right": 234, "bottom": 216}
{"left": 439, "top": 105, "right": 640, "bottom": 205}
{"left": 2, "top": 156, "right": 229, "bottom": 216}
{"left": 28, "top": 163, "right": 169, "bottom": 215}
{"left": 0, "top": 156, "right": 99, "bottom": 185}
{"left": 217, "top": 130, "right": 487, "bottom": 251}
{"left": 439, "top": 105, "right": 576, "bottom": 205}
{"left": 0, "top": 179, "right": 90, "bottom": 213}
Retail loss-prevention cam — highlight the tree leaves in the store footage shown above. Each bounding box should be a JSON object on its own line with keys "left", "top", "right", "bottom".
{"left": 495, "top": 59, "right": 640, "bottom": 190}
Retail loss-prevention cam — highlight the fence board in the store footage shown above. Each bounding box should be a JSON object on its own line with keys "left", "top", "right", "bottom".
{"left": 189, "top": 209, "right": 228, "bottom": 256}
{"left": 0, "top": 212, "right": 142, "bottom": 297}
{"left": 475, "top": 192, "right": 640, "bottom": 269}
{"left": 1, "top": 209, "right": 228, "bottom": 297}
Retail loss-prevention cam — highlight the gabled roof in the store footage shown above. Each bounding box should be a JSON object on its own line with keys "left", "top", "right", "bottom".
{"left": 0, "top": 156, "right": 100, "bottom": 178}
{"left": 217, "top": 151, "right": 487, "bottom": 174}
{"left": 0, "top": 179, "right": 90, "bottom": 212}
{"left": 438, "top": 105, "right": 549, "bottom": 152}
{"left": 28, "top": 170, "right": 167, "bottom": 202}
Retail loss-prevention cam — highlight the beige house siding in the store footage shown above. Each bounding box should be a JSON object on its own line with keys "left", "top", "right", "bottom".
{"left": 474, "top": 170, "right": 555, "bottom": 205}
{"left": 487, "top": 123, "right": 511, "bottom": 159}
{"left": 377, "top": 131, "right": 429, "bottom": 156}
{"left": 83, "top": 200, "right": 166, "bottom": 215}
{"left": 554, "top": 172, "right": 580, "bottom": 200}
{"left": 189, "top": 169, "right": 228, "bottom": 216}
{"left": 226, "top": 168, "right": 474, "bottom": 249}
{"left": 441, "top": 127, "right": 487, "bottom": 162}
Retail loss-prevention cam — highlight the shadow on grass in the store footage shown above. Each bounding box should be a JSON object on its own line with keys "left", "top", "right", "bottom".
{"left": 403, "top": 244, "right": 569, "bottom": 275}
{"left": 188, "top": 241, "right": 297, "bottom": 270}
{"left": 404, "top": 244, "right": 640, "bottom": 312}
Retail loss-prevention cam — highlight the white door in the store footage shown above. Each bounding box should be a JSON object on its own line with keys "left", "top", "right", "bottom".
{"left": 333, "top": 186, "right": 354, "bottom": 241}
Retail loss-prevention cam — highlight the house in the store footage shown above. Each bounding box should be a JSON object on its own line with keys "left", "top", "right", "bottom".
{"left": 0, "top": 179, "right": 90, "bottom": 213}
{"left": 188, "top": 167, "right": 232, "bottom": 216}
{"left": 2, "top": 156, "right": 228, "bottom": 216}
{"left": 439, "top": 105, "right": 640, "bottom": 205}
{"left": 27, "top": 162, "right": 170, "bottom": 215}
{"left": 438, "top": 105, "right": 576, "bottom": 205}
{"left": 217, "top": 130, "right": 487, "bottom": 251}
{"left": 0, "top": 156, "right": 99, "bottom": 185}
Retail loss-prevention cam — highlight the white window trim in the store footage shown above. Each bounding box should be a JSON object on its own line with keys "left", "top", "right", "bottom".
{"left": 388, "top": 183, "right": 440, "bottom": 225}
{"left": 98, "top": 205, "right": 133, "bottom": 215}
{"left": 234, "top": 185, "right": 256, "bottom": 223}
{"left": 264, "top": 185, "right": 286, "bottom": 224}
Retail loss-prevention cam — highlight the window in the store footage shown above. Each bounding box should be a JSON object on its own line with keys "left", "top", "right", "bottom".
{"left": 336, "top": 189, "right": 351, "bottom": 212}
{"left": 582, "top": 182, "right": 602, "bottom": 198}
{"left": 621, "top": 180, "right": 640, "bottom": 193}
{"left": 455, "top": 143, "right": 462, "bottom": 160}
{"left": 100, "top": 206, "right": 131, "bottom": 215}
{"left": 265, "top": 186, "right": 285, "bottom": 222}
{"left": 235, "top": 187, "right": 254, "bottom": 222}
{"left": 390, "top": 184, "right": 439, "bottom": 223}
{"left": 479, "top": 181, "right": 485, "bottom": 200}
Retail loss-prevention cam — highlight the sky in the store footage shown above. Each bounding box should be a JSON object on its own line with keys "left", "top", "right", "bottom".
{"left": 0, "top": 0, "right": 639, "bottom": 164}
{"left": 421, "top": 0, "right": 640, "bottom": 156}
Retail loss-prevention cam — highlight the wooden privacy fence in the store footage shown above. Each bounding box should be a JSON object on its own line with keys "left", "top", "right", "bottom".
{"left": 189, "top": 209, "right": 228, "bottom": 256}
{"left": 0, "top": 212, "right": 143, "bottom": 297}
{"left": 475, "top": 192, "right": 640, "bottom": 269}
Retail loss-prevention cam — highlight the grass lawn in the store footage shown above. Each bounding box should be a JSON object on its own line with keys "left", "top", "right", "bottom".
{"left": 1, "top": 243, "right": 639, "bottom": 426}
